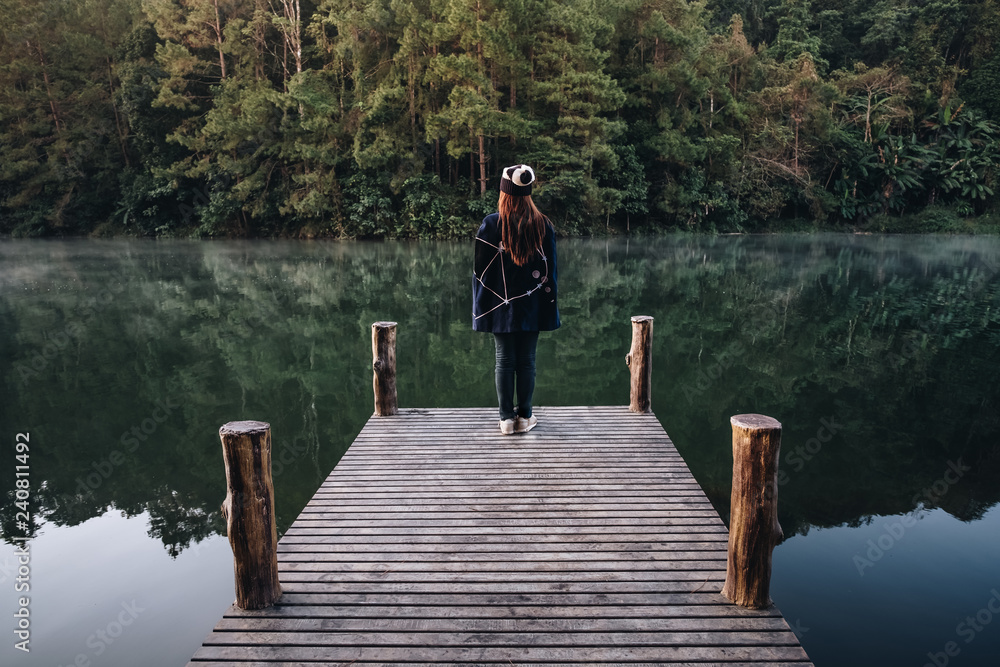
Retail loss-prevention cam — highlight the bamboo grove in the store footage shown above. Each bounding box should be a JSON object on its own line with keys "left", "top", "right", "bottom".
{"left": 2, "top": 0, "right": 1000, "bottom": 238}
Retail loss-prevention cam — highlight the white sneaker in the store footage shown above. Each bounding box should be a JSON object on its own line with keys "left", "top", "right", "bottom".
{"left": 515, "top": 416, "right": 537, "bottom": 433}
{"left": 499, "top": 419, "right": 516, "bottom": 435}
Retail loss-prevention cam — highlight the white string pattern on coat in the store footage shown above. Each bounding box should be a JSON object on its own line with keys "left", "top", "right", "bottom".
{"left": 474, "top": 236, "right": 550, "bottom": 321}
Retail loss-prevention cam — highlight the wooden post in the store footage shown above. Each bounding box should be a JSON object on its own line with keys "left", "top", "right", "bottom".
{"left": 372, "top": 321, "right": 398, "bottom": 416}
{"left": 722, "top": 414, "right": 783, "bottom": 609}
{"left": 625, "top": 315, "right": 653, "bottom": 413}
{"left": 219, "top": 420, "right": 282, "bottom": 610}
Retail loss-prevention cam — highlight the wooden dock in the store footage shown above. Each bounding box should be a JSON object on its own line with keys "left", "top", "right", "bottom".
{"left": 189, "top": 405, "right": 813, "bottom": 665}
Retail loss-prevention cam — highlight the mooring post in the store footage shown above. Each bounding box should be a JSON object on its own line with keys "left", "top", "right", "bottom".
{"left": 372, "top": 321, "right": 398, "bottom": 416}
{"left": 722, "top": 413, "right": 783, "bottom": 609}
{"left": 219, "top": 420, "right": 282, "bottom": 610}
{"left": 625, "top": 315, "right": 653, "bottom": 413}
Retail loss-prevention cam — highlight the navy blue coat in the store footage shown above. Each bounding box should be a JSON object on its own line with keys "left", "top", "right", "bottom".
{"left": 472, "top": 213, "right": 560, "bottom": 333}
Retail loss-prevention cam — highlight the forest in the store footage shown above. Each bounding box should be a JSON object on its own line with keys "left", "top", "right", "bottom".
{"left": 2, "top": 0, "right": 1000, "bottom": 238}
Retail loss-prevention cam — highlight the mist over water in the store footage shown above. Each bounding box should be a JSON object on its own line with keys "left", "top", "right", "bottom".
{"left": 1, "top": 235, "right": 998, "bottom": 666}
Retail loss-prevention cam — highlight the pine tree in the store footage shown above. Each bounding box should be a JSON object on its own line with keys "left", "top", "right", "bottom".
{"left": 527, "top": 0, "right": 626, "bottom": 229}
{"left": 770, "top": 0, "right": 827, "bottom": 72}
{"left": 0, "top": 0, "right": 140, "bottom": 235}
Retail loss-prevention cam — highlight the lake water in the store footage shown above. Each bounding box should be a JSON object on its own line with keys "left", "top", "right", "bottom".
{"left": 1, "top": 235, "right": 998, "bottom": 667}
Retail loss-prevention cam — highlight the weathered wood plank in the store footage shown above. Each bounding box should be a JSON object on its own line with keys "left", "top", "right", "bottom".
{"left": 191, "top": 645, "right": 811, "bottom": 662}
{"left": 275, "top": 582, "right": 734, "bottom": 595}
{"left": 275, "top": 539, "right": 727, "bottom": 551}
{"left": 222, "top": 602, "right": 786, "bottom": 619}
{"left": 286, "top": 517, "right": 728, "bottom": 528}
{"left": 275, "top": 557, "right": 727, "bottom": 572}
{"left": 189, "top": 407, "right": 812, "bottom": 667}
{"left": 202, "top": 629, "right": 801, "bottom": 647}
{"left": 273, "top": 562, "right": 724, "bottom": 575}
{"left": 191, "top": 664, "right": 811, "bottom": 667}
{"left": 212, "top": 616, "right": 788, "bottom": 632}
{"left": 346, "top": 435, "right": 679, "bottom": 444}
{"left": 283, "top": 516, "right": 723, "bottom": 527}
{"left": 190, "top": 662, "right": 811, "bottom": 667}
{"left": 274, "top": 551, "right": 728, "bottom": 563}
{"left": 336, "top": 455, "right": 687, "bottom": 464}
{"left": 317, "top": 470, "right": 699, "bottom": 479}
{"left": 262, "top": 591, "right": 744, "bottom": 606}
{"left": 277, "top": 531, "right": 729, "bottom": 543}
{"left": 306, "top": 486, "right": 704, "bottom": 500}
{"left": 310, "top": 483, "right": 706, "bottom": 492}
{"left": 298, "top": 503, "right": 718, "bottom": 514}
{"left": 280, "top": 524, "right": 729, "bottom": 535}
{"left": 323, "top": 465, "right": 696, "bottom": 474}
{"left": 275, "top": 567, "right": 727, "bottom": 581}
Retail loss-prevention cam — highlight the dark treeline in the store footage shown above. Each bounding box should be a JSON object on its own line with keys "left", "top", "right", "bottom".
{"left": 2, "top": 0, "right": 1000, "bottom": 238}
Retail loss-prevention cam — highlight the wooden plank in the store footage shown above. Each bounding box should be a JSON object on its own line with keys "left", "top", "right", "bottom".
{"left": 277, "top": 531, "right": 729, "bottom": 543}
{"left": 275, "top": 539, "right": 727, "bottom": 551}
{"left": 351, "top": 424, "right": 658, "bottom": 433}
{"left": 336, "top": 455, "right": 687, "bottom": 463}
{"left": 222, "top": 603, "right": 785, "bottom": 619}
{"left": 283, "top": 516, "right": 723, "bottom": 526}
{"left": 190, "top": 662, "right": 811, "bottom": 667}
{"left": 274, "top": 582, "right": 733, "bottom": 595}
{"left": 310, "top": 483, "right": 706, "bottom": 491}
{"left": 212, "top": 616, "right": 788, "bottom": 632}
{"left": 346, "top": 435, "right": 679, "bottom": 443}
{"left": 188, "top": 406, "right": 812, "bottom": 666}
{"left": 202, "top": 629, "right": 802, "bottom": 647}
{"left": 242, "top": 590, "right": 745, "bottom": 606}
{"left": 297, "top": 502, "right": 718, "bottom": 513}
{"left": 319, "top": 472, "right": 698, "bottom": 481}
{"left": 285, "top": 517, "right": 727, "bottom": 528}
{"left": 191, "top": 645, "right": 811, "bottom": 662}
{"left": 276, "top": 558, "right": 727, "bottom": 572}
{"left": 274, "top": 551, "right": 727, "bottom": 563}
{"left": 275, "top": 568, "right": 727, "bottom": 581}
{"left": 305, "top": 491, "right": 710, "bottom": 501}
{"left": 328, "top": 465, "right": 693, "bottom": 473}
{"left": 275, "top": 560, "right": 724, "bottom": 573}
{"left": 302, "top": 495, "right": 714, "bottom": 503}
{"left": 314, "top": 470, "right": 698, "bottom": 479}
{"left": 190, "top": 664, "right": 811, "bottom": 667}
{"left": 280, "top": 524, "right": 729, "bottom": 535}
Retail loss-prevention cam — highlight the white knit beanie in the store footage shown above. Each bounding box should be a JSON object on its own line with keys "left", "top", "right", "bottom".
{"left": 500, "top": 164, "right": 535, "bottom": 196}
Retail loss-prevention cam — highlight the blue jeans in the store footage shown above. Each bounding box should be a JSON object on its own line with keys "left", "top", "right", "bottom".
{"left": 493, "top": 331, "right": 539, "bottom": 421}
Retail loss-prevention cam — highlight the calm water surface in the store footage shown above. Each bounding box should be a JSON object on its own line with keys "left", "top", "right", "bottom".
{"left": 1, "top": 235, "right": 998, "bottom": 666}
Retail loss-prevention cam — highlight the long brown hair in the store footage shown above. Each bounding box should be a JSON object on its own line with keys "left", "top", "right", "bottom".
{"left": 498, "top": 191, "right": 550, "bottom": 266}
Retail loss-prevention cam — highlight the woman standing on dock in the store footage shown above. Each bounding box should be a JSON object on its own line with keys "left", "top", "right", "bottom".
{"left": 473, "top": 164, "right": 560, "bottom": 435}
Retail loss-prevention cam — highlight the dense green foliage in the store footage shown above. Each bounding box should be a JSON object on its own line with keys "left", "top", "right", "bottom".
{"left": 2, "top": 0, "right": 1000, "bottom": 237}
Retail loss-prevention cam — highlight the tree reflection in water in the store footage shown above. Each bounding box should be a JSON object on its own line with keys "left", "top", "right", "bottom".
{"left": 0, "top": 235, "right": 997, "bottom": 557}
